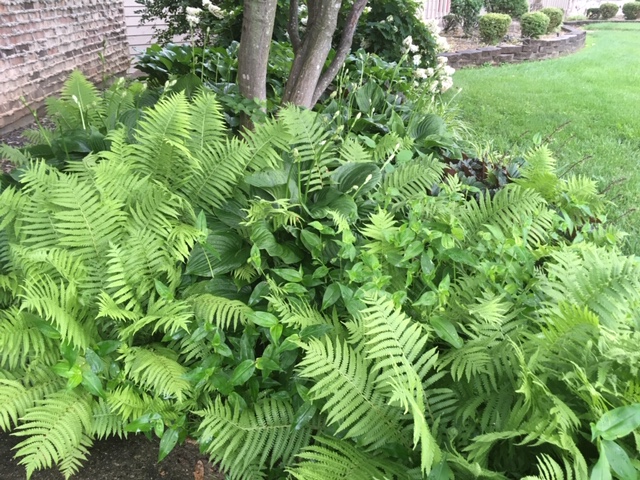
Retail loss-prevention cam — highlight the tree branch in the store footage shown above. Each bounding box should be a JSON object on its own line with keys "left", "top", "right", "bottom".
{"left": 288, "top": 0, "right": 302, "bottom": 54}
{"left": 312, "top": 0, "right": 368, "bottom": 105}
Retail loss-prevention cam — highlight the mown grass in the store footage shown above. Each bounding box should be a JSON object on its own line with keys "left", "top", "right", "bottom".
{"left": 447, "top": 22, "right": 640, "bottom": 251}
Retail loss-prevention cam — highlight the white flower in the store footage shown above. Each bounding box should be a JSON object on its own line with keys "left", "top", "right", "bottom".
{"left": 444, "top": 65, "right": 456, "bottom": 76}
{"left": 364, "top": 6, "right": 371, "bottom": 13}
{"left": 207, "top": 4, "right": 224, "bottom": 18}
{"left": 402, "top": 35, "right": 413, "bottom": 47}
{"left": 186, "top": 6, "right": 202, "bottom": 26}
{"left": 202, "top": 0, "right": 212, "bottom": 7}
{"left": 437, "top": 56, "right": 448, "bottom": 65}
{"left": 186, "top": 6, "right": 202, "bottom": 15}
{"left": 426, "top": 67, "right": 434, "bottom": 77}
{"left": 436, "top": 36, "right": 450, "bottom": 52}
{"left": 414, "top": 68, "right": 428, "bottom": 79}
{"left": 409, "top": 44, "right": 419, "bottom": 53}
{"left": 412, "top": 54, "right": 422, "bottom": 66}
{"left": 439, "top": 77, "right": 454, "bottom": 93}
{"left": 386, "top": 15, "right": 394, "bottom": 22}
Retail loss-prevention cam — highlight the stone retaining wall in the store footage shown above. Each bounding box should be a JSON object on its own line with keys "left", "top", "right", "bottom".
{"left": 0, "top": 0, "right": 131, "bottom": 134}
{"left": 439, "top": 25, "right": 587, "bottom": 69}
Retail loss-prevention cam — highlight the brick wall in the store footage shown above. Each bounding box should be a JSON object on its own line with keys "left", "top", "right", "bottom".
{"left": 0, "top": 0, "right": 131, "bottom": 134}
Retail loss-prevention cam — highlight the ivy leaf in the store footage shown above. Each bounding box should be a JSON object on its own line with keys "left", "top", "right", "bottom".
{"left": 158, "top": 428, "right": 180, "bottom": 462}
{"left": 593, "top": 404, "right": 640, "bottom": 440}
{"left": 230, "top": 360, "right": 256, "bottom": 386}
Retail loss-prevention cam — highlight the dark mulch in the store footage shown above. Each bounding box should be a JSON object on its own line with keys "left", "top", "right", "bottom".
{"left": 0, "top": 432, "right": 223, "bottom": 480}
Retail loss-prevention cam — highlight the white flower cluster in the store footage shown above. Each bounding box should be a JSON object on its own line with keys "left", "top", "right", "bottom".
{"left": 423, "top": 18, "right": 450, "bottom": 53}
{"left": 203, "top": 0, "right": 225, "bottom": 18}
{"left": 187, "top": 1, "right": 226, "bottom": 26}
{"left": 186, "top": 6, "right": 202, "bottom": 26}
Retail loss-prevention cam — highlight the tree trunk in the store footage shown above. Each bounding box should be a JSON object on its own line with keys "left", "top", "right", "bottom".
{"left": 238, "top": 0, "right": 278, "bottom": 106}
{"left": 282, "top": 0, "right": 368, "bottom": 109}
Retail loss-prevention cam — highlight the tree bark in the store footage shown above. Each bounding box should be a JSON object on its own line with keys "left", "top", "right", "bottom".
{"left": 238, "top": 0, "right": 278, "bottom": 106}
{"left": 282, "top": 0, "right": 344, "bottom": 108}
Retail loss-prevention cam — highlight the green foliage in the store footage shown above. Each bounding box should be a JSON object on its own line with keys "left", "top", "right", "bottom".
{"left": 521, "top": 11, "right": 551, "bottom": 38}
{"left": 540, "top": 7, "right": 564, "bottom": 32}
{"left": 622, "top": 2, "right": 640, "bottom": 19}
{"left": 586, "top": 7, "right": 601, "bottom": 19}
{"left": 451, "top": 0, "right": 485, "bottom": 36}
{"left": 485, "top": 0, "right": 529, "bottom": 18}
{"left": 599, "top": 2, "right": 620, "bottom": 18}
{"left": 2, "top": 79, "right": 640, "bottom": 480}
{"left": 479, "top": 13, "right": 512, "bottom": 44}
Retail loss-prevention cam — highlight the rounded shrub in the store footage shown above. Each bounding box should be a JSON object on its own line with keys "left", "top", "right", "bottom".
{"left": 540, "top": 7, "right": 564, "bottom": 32}
{"left": 622, "top": 1, "right": 640, "bottom": 19}
{"left": 485, "top": 0, "right": 529, "bottom": 17}
{"left": 521, "top": 11, "right": 550, "bottom": 38}
{"left": 479, "top": 13, "right": 512, "bottom": 44}
{"left": 599, "top": 2, "right": 619, "bottom": 18}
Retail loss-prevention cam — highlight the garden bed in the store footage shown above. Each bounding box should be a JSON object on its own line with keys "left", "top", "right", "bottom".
{"left": 440, "top": 24, "right": 586, "bottom": 68}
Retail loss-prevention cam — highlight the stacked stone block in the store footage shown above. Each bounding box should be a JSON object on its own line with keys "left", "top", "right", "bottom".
{"left": 0, "top": 0, "right": 131, "bottom": 134}
{"left": 440, "top": 25, "right": 587, "bottom": 69}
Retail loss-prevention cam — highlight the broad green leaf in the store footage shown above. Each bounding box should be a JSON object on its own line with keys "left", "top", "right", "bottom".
{"left": 602, "top": 440, "right": 637, "bottom": 480}
{"left": 247, "top": 311, "right": 279, "bottom": 328}
{"left": 430, "top": 316, "right": 463, "bottom": 348}
{"left": 414, "top": 291, "right": 437, "bottom": 307}
{"left": 81, "top": 369, "right": 106, "bottom": 398}
{"left": 271, "top": 268, "right": 303, "bottom": 283}
{"left": 230, "top": 360, "right": 255, "bottom": 386}
{"left": 332, "top": 162, "right": 381, "bottom": 197}
{"left": 158, "top": 428, "right": 180, "bottom": 462}
{"left": 322, "top": 283, "right": 341, "bottom": 310}
{"left": 594, "top": 405, "right": 640, "bottom": 441}
{"left": 591, "top": 448, "right": 613, "bottom": 480}
{"left": 293, "top": 402, "right": 317, "bottom": 431}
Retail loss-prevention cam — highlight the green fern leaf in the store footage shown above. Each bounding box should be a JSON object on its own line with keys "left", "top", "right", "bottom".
{"left": 120, "top": 346, "right": 191, "bottom": 402}
{"left": 191, "top": 294, "right": 251, "bottom": 330}
{"left": 13, "top": 390, "right": 94, "bottom": 479}
{"left": 197, "top": 397, "right": 311, "bottom": 477}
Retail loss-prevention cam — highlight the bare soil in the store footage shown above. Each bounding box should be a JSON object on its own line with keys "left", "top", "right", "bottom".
{"left": 0, "top": 432, "right": 222, "bottom": 480}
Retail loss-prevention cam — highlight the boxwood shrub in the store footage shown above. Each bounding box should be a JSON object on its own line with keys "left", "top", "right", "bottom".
{"left": 479, "top": 13, "right": 512, "bottom": 44}
{"left": 599, "top": 2, "right": 619, "bottom": 18}
{"left": 485, "top": 0, "right": 528, "bottom": 18}
{"left": 540, "top": 7, "right": 564, "bottom": 32}
{"left": 521, "top": 11, "right": 550, "bottom": 38}
{"left": 622, "top": 1, "right": 640, "bottom": 19}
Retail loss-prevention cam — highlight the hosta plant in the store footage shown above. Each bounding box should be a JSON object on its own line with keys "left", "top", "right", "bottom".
{"left": 1, "top": 90, "right": 639, "bottom": 480}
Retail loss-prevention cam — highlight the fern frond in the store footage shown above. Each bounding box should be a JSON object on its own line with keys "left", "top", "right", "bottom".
{"left": 119, "top": 297, "right": 193, "bottom": 339}
{"left": 198, "top": 397, "right": 311, "bottom": 477}
{"left": 0, "top": 366, "right": 64, "bottom": 431}
{"left": 458, "top": 185, "right": 554, "bottom": 246}
{"left": 340, "top": 137, "right": 372, "bottom": 165}
{"left": 267, "top": 294, "right": 329, "bottom": 328}
{"left": 106, "top": 385, "right": 166, "bottom": 423}
{"left": 241, "top": 115, "right": 292, "bottom": 172}
{"left": 0, "top": 308, "right": 58, "bottom": 370}
{"left": 120, "top": 346, "right": 191, "bottom": 402}
{"left": 91, "top": 397, "right": 125, "bottom": 440}
{"left": 129, "top": 92, "right": 193, "bottom": 187}
{"left": 360, "top": 209, "right": 399, "bottom": 242}
{"left": 13, "top": 390, "right": 94, "bottom": 479}
{"left": 191, "top": 294, "right": 251, "bottom": 330}
{"left": 298, "top": 337, "right": 404, "bottom": 447}
{"left": 288, "top": 435, "right": 412, "bottom": 480}
{"left": 539, "top": 246, "right": 640, "bottom": 329}
{"left": 515, "top": 145, "right": 559, "bottom": 200}
{"left": 382, "top": 155, "right": 444, "bottom": 203}
{"left": 188, "top": 90, "right": 226, "bottom": 156}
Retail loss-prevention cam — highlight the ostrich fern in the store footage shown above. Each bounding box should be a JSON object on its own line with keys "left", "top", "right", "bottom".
{"left": 0, "top": 81, "right": 639, "bottom": 479}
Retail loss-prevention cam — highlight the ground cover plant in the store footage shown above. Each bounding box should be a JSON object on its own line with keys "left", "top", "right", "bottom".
{"left": 446, "top": 22, "right": 640, "bottom": 252}
{"left": 1, "top": 67, "right": 640, "bottom": 480}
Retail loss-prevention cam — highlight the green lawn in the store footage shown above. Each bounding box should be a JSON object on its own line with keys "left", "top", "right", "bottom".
{"left": 447, "top": 23, "right": 640, "bottom": 251}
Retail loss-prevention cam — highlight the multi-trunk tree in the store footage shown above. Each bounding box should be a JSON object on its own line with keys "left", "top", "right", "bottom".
{"left": 238, "top": 0, "right": 369, "bottom": 109}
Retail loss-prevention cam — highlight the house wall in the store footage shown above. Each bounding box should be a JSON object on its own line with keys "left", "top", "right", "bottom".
{"left": 0, "top": 0, "right": 131, "bottom": 134}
